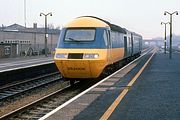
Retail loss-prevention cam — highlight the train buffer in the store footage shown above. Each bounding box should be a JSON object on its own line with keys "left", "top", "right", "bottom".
{"left": 40, "top": 53, "right": 180, "bottom": 120}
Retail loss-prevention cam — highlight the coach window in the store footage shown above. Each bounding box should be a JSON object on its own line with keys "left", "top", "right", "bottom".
{"left": 103, "top": 30, "right": 108, "bottom": 46}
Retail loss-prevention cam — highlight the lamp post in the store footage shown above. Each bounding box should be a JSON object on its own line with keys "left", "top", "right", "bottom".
{"left": 164, "top": 11, "right": 178, "bottom": 59}
{"left": 24, "top": 0, "right": 26, "bottom": 27}
{"left": 40, "top": 12, "right": 52, "bottom": 57}
{"left": 161, "top": 22, "right": 170, "bottom": 54}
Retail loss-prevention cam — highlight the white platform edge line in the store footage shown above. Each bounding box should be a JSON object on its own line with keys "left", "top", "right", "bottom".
{"left": 0, "top": 58, "right": 53, "bottom": 65}
{"left": 0, "top": 59, "right": 53, "bottom": 67}
{"left": 0, "top": 61, "right": 54, "bottom": 73}
{"left": 39, "top": 49, "right": 151, "bottom": 120}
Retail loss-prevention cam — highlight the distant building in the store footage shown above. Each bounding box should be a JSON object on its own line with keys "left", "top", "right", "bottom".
{"left": 143, "top": 39, "right": 163, "bottom": 47}
{"left": 0, "top": 23, "right": 60, "bottom": 57}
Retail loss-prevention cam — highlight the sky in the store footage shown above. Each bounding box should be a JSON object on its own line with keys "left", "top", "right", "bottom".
{"left": 0, "top": 0, "right": 180, "bottom": 39}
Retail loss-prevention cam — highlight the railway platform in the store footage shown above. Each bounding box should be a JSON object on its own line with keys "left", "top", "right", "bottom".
{"left": 0, "top": 55, "right": 56, "bottom": 86}
{"left": 0, "top": 55, "right": 54, "bottom": 73}
{"left": 40, "top": 52, "right": 180, "bottom": 120}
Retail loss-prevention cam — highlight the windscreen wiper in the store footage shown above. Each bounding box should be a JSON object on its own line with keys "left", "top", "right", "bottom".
{"left": 66, "top": 37, "right": 81, "bottom": 42}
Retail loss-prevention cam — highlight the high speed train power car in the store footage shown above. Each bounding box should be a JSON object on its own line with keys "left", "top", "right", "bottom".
{"left": 54, "top": 16, "right": 142, "bottom": 84}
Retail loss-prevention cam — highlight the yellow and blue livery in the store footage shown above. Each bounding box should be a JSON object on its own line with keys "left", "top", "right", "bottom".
{"left": 54, "top": 16, "right": 142, "bottom": 84}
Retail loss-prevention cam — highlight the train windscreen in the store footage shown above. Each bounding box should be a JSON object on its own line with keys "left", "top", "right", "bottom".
{"left": 64, "top": 29, "right": 95, "bottom": 42}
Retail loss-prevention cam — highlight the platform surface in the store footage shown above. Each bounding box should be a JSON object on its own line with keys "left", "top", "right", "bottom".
{"left": 109, "top": 53, "right": 180, "bottom": 120}
{"left": 43, "top": 53, "right": 180, "bottom": 120}
{"left": 0, "top": 55, "right": 54, "bottom": 72}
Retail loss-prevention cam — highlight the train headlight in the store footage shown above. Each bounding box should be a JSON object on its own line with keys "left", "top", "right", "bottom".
{"left": 83, "top": 54, "right": 99, "bottom": 59}
{"left": 56, "top": 53, "right": 68, "bottom": 58}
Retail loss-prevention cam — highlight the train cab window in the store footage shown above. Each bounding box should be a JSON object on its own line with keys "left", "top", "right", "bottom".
{"left": 64, "top": 29, "right": 95, "bottom": 42}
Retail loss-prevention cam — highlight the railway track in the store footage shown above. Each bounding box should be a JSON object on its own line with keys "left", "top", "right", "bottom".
{"left": 0, "top": 72, "right": 61, "bottom": 105}
{"left": 0, "top": 48, "right": 154, "bottom": 120}
{"left": 0, "top": 79, "right": 97, "bottom": 120}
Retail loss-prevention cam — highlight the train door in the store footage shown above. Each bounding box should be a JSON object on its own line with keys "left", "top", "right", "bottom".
{"left": 104, "top": 30, "right": 111, "bottom": 64}
{"left": 131, "top": 33, "right": 134, "bottom": 55}
{"left": 124, "top": 36, "right": 128, "bottom": 57}
{"left": 139, "top": 37, "right": 142, "bottom": 52}
{"left": 107, "top": 30, "right": 112, "bottom": 64}
{"left": 128, "top": 36, "right": 131, "bottom": 56}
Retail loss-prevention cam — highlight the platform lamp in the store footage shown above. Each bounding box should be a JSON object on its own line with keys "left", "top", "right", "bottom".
{"left": 164, "top": 11, "right": 178, "bottom": 59}
{"left": 161, "top": 22, "right": 170, "bottom": 54}
{"left": 40, "top": 12, "right": 52, "bottom": 57}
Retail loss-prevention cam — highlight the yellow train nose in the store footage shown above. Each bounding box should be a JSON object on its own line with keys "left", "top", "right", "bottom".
{"left": 55, "top": 60, "right": 106, "bottom": 78}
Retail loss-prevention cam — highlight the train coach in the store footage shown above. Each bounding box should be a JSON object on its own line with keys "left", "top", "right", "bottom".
{"left": 54, "top": 16, "right": 142, "bottom": 85}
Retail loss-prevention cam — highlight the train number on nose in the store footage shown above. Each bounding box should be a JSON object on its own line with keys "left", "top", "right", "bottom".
{"left": 67, "top": 67, "right": 85, "bottom": 70}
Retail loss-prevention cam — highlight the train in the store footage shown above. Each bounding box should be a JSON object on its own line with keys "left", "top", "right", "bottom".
{"left": 54, "top": 16, "right": 142, "bottom": 85}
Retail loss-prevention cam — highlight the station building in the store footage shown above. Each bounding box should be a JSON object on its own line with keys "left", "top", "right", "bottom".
{"left": 0, "top": 23, "right": 60, "bottom": 58}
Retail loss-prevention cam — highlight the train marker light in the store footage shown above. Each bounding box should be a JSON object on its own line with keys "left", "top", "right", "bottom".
{"left": 83, "top": 54, "right": 99, "bottom": 59}
{"left": 56, "top": 53, "right": 68, "bottom": 58}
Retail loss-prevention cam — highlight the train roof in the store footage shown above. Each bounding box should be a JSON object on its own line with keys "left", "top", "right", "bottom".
{"left": 123, "top": 28, "right": 142, "bottom": 37}
{"left": 64, "top": 16, "right": 109, "bottom": 28}
{"left": 64, "top": 16, "right": 127, "bottom": 34}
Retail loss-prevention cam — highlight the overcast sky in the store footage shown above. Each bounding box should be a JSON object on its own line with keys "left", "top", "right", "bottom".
{"left": 0, "top": 0, "right": 180, "bottom": 39}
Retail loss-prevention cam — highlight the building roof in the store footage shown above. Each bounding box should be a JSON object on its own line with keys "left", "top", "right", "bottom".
{"left": 0, "top": 23, "right": 60, "bottom": 34}
{"left": 6, "top": 23, "right": 25, "bottom": 30}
